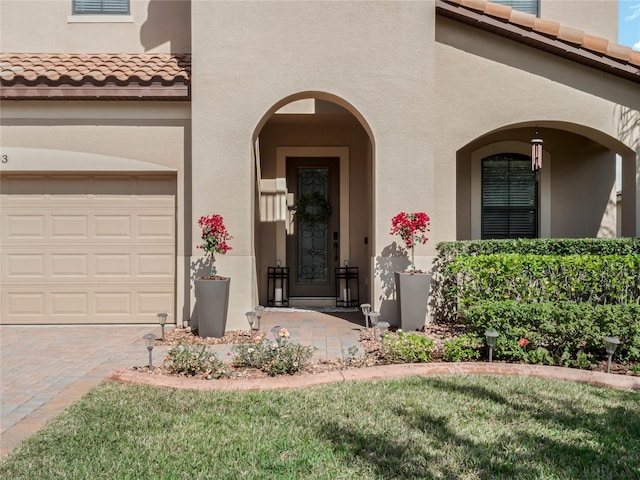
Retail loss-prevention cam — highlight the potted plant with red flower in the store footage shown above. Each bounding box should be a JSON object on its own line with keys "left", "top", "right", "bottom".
{"left": 197, "top": 213, "right": 232, "bottom": 278}
{"left": 390, "top": 211, "right": 432, "bottom": 331}
{"left": 390, "top": 211, "right": 430, "bottom": 273}
{"left": 194, "top": 214, "right": 233, "bottom": 338}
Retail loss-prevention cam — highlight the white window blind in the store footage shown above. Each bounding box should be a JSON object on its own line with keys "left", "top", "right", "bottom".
{"left": 490, "top": 0, "right": 539, "bottom": 16}
{"left": 73, "top": 0, "right": 129, "bottom": 15}
{"left": 481, "top": 154, "right": 538, "bottom": 239}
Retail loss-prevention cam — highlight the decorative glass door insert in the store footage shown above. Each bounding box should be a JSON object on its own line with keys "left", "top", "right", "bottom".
{"left": 297, "top": 167, "right": 329, "bottom": 284}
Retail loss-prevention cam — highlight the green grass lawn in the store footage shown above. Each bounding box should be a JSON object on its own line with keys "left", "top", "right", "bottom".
{"left": 1, "top": 375, "right": 638, "bottom": 479}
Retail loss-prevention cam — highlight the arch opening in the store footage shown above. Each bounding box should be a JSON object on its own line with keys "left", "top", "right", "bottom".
{"left": 457, "top": 121, "right": 637, "bottom": 240}
{"left": 251, "top": 93, "right": 375, "bottom": 309}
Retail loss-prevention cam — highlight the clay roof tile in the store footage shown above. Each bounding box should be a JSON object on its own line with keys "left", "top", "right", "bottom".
{"left": 484, "top": 1, "right": 511, "bottom": 20}
{"left": 557, "top": 25, "right": 585, "bottom": 45}
{"left": 509, "top": 9, "right": 536, "bottom": 29}
{"left": 606, "top": 42, "right": 633, "bottom": 62}
{"left": 581, "top": 34, "right": 610, "bottom": 55}
{"left": 533, "top": 18, "right": 561, "bottom": 37}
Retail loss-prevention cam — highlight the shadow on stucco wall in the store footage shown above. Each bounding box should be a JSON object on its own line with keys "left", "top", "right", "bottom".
{"left": 615, "top": 105, "right": 640, "bottom": 152}
{"left": 140, "top": 0, "right": 191, "bottom": 53}
{"left": 376, "top": 242, "right": 410, "bottom": 325}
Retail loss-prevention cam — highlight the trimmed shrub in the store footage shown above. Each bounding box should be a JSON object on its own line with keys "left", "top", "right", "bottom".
{"left": 463, "top": 301, "right": 640, "bottom": 363}
{"left": 448, "top": 254, "right": 640, "bottom": 309}
{"left": 431, "top": 238, "right": 640, "bottom": 322}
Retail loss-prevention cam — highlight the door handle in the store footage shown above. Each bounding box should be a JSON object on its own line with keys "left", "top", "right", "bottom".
{"left": 333, "top": 242, "right": 339, "bottom": 261}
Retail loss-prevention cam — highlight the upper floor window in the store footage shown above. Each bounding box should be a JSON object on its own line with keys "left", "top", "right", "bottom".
{"left": 73, "top": 0, "right": 129, "bottom": 15}
{"left": 481, "top": 153, "right": 538, "bottom": 239}
{"left": 490, "top": 0, "right": 539, "bottom": 16}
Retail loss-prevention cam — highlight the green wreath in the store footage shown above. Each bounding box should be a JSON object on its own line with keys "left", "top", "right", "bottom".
{"left": 291, "top": 192, "right": 331, "bottom": 226}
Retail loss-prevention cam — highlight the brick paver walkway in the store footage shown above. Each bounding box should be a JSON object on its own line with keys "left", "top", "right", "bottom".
{"left": 0, "top": 309, "right": 363, "bottom": 458}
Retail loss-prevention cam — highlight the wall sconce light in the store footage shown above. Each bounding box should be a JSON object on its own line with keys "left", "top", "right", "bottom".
{"left": 485, "top": 330, "right": 499, "bottom": 363}
{"left": 143, "top": 332, "right": 157, "bottom": 371}
{"left": 604, "top": 336, "right": 621, "bottom": 374}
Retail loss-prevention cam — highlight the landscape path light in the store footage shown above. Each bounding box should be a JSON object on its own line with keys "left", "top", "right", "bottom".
{"left": 368, "top": 311, "right": 380, "bottom": 342}
{"left": 604, "top": 336, "right": 621, "bottom": 374}
{"left": 246, "top": 311, "right": 257, "bottom": 339}
{"left": 271, "top": 325, "right": 282, "bottom": 344}
{"left": 378, "top": 321, "right": 390, "bottom": 356}
{"left": 485, "top": 330, "right": 499, "bottom": 363}
{"left": 360, "top": 303, "right": 371, "bottom": 328}
{"left": 254, "top": 305, "right": 265, "bottom": 332}
{"left": 143, "top": 332, "right": 157, "bottom": 371}
{"left": 157, "top": 312, "right": 168, "bottom": 341}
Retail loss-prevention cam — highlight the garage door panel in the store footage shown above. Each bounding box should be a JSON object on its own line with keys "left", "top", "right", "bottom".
{"left": 51, "top": 215, "right": 89, "bottom": 238}
{"left": 95, "top": 292, "right": 132, "bottom": 316}
{"left": 94, "top": 254, "right": 132, "bottom": 276}
{"left": 6, "top": 293, "right": 45, "bottom": 316}
{"left": 138, "top": 291, "right": 174, "bottom": 315}
{"left": 137, "top": 215, "right": 175, "bottom": 238}
{"left": 6, "top": 215, "right": 45, "bottom": 238}
{"left": 51, "top": 293, "right": 89, "bottom": 316}
{"left": 7, "top": 254, "right": 45, "bottom": 277}
{"left": 95, "top": 215, "right": 132, "bottom": 238}
{"left": 138, "top": 253, "right": 174, "bottom": 276}
{"left": 51, "top": 254, "right": 89, "bottom": 277}
{"left": 1, "top": 174, "right": 176, "bottom": 324}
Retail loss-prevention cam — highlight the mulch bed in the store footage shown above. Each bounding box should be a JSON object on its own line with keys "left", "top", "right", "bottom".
{"left": 137, "top": 324, "right": 638, "bottom": 380}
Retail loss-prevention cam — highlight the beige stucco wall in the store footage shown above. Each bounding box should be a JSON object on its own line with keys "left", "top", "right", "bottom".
{"left": 191, "top": 0, "right": 435, "bottom": 327}
{"left": 0, "top": 0, "right": 190, "bottom": 53}
{"left": 540, "top": 0, "right": 618, "bottom": 41}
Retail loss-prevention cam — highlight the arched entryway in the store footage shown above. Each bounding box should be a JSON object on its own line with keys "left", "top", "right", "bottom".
{"left": 252, "top": 93, "right": 374, "bottom": 308}
{"left": 456, "top": 122, "right": 637, "bottom": 240}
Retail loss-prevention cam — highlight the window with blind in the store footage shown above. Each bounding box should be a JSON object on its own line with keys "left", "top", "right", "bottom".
{"left": 490, "top": 0, "right": 539, "bottom": 16}
{"left": 73, "top": 0, "right": 129, "bottom": 15}
{"left": 482, "top": 154, "right": 538, "bottom": 239}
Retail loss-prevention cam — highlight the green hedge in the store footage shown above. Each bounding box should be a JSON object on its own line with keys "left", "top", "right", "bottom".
{"left": 463, "top": 301, "right": 640, "bottom": 364}
{"left": 448, "top": 254, "right": 640, "bottom": 309}
{"left": 431, "top": 238, "right": 640, "bottom": 322}
{"left": 437, "top": 238, "right": 640, "bottom": 259}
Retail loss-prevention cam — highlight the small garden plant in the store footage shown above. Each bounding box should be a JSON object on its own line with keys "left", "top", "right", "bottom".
{"left": 442, "top": 333, "right": 481, "bottom": 362}
{"left": 382, "top": 330, "right": 435, "bottom": 363}
{"left": 164, "top": 341, "right": 228, "bottom": 379}
{"left": 232, "top": 328, "right": 316, "bottom": 376}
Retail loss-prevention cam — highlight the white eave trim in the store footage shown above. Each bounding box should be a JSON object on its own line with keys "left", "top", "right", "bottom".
{"left": 0, "top": 147, "right": 176, "bottom": 173}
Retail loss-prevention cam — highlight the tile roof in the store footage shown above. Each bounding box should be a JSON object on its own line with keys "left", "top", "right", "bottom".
{"left": 1, "top": 53, "right": 190, "bottom": 100}
{"left": 437, "top": 0, "right": 640, "bottom": 83}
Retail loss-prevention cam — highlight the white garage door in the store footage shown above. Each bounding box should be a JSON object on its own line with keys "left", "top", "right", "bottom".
{"left": 1, "top": 174, "right": 176, "bottom": 324}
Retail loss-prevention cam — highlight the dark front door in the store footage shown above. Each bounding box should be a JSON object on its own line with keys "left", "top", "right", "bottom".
{"left": 286, "top": 157, "right": 340, "bottom": 297}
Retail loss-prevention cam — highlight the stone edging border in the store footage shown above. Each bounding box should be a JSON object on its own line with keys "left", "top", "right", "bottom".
{"left": 108, "top": 362, "right": 640, "bottom": 392}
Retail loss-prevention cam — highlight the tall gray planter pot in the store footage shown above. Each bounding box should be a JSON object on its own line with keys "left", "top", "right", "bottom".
{"left": 394, "top": 272, "right": 432, "bottom": 331}
{"left": 194, "top": 277, "right": 230, "bottom": 338}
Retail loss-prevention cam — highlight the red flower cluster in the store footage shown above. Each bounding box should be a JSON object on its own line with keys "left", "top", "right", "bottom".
{"left": 198, "top": 214, "right": 233, "bottom": 257}
{"left": 390, "top": 212, "right": 430, "bottom": 250}
{"left": 518, "top": 338, "right": 529, "bottom": 347}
